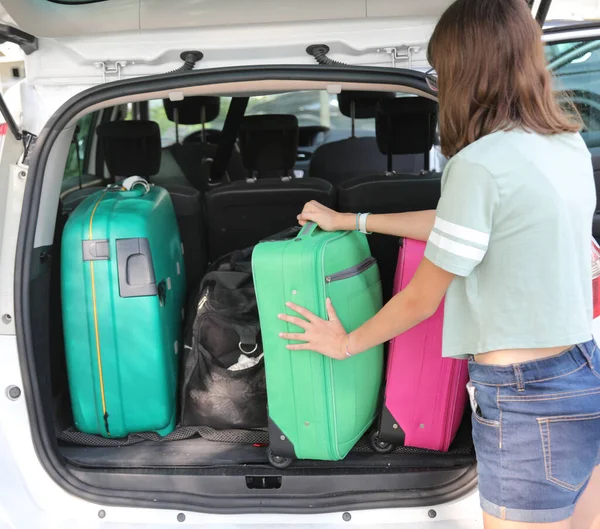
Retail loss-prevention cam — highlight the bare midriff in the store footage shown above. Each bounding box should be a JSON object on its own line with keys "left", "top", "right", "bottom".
{"left": 474, "top": 345, "right": 573, "bottom": 366}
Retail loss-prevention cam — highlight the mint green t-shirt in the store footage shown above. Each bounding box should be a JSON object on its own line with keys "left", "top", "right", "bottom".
{"left": 424, "top": 130, "right": 595, "bottom": 358}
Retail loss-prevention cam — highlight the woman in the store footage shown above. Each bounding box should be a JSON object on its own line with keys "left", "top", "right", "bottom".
{"left": 277, "top": 0, "right": 600, "bottom": 527}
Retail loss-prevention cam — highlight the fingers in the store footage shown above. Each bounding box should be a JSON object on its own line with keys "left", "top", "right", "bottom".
{"left": 297, "top": 211, "right": 317, "bottom": 227}
{"left": 300, "top": 201, "right": 317, "bottom": 214}
{"left": 279, "top": 332, "right": 306, "bottom": 341}
{"left": 285, "top": 301, "right": 318, "bottom": 322}
{"left": 298, "top": 200, "right": 323, "bottom": 219}
{"left": 277, "top": 313, "right": 309, "bottom": 330}
{"left": 325, "top": 298, "right": 339, "bottom": 321}
{"left": 285, "top": 343, "right": 312, "bottom": 351}
{"left": 297, "top": 213, "right": 314, "bottom": 223}
{"left": 298, "top": 200, "right": 341, "bottom": 227}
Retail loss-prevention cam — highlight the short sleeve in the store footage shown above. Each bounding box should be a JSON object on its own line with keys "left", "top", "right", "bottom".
{"left": 424, "top": 157, "right": 499, "bottom": 277}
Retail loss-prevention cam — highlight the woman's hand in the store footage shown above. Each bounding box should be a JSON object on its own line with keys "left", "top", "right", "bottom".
{"left": 297, "top": 201, "right": 353, "bottom": 232}
{"left": 278, "top": 299, "right": 349, "bottom": 360}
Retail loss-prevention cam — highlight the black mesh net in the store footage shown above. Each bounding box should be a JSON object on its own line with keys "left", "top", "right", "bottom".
{"left": 58, "top": 424, "right": 474, "bottom": 456}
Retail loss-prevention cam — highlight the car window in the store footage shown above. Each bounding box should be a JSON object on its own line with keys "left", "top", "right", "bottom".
{"left": 246, "top": 90, "right": 375, "bottom": 136}
{"left": 149, "top": 93, "right": 377, "bottom": 148}
{"left": 149, "top": 98, "right": 230, "bottom": 147}
{"left": 63, "top": 112, "right": 95, "bottom": 182}
{"left": 547, "top": 37, "right": 600, "bottom": 154}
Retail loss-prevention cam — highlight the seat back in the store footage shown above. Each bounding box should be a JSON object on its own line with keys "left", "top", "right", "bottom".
{"left": 205, "top": 114, "right": 335, "bottom": 261}
{"left": 239, "top": 114, "right": 299, "bottom": 179}
{"left": 156, "top": 96, "right": 246, "bottom": 189}
{"left": 309, "top": 91, "right": 424, "bottom": 185}
{"left": 338, "top": 97, "right": 441, "bottom": 301}
{"left": 63, "top": 120, "right": 163, "bottom": 212}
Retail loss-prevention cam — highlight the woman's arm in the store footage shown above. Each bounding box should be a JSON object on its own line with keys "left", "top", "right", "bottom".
{"left": 279, "top": 258, "right": 455, "bottom": 359}
{"left": 297, "top": 201, "right": 435, "bottom": 242}
{"left": 362, "top": 211, "right": 436, "bottom": 242}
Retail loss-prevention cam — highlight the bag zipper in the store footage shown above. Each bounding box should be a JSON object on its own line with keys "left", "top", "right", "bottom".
{"left": 325, "top": 257, "right": 377, "bottom": 283}
{"left": 197, "top": 289, "right": 210, "bottom": 311}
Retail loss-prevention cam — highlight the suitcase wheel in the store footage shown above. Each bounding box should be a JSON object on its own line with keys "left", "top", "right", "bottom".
{"left": 267, "top": 448, "right": 293, "bottom": 469}
{"left": 369, "top": 430, "right": 395, "bottom": 454}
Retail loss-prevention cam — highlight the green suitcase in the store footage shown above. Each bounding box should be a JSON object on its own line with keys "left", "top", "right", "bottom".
{"left": 252, "top": 222, "right": 384, "bottom": 466}
{"left": 61, "top": 183, "right": 185, "bottom": 438}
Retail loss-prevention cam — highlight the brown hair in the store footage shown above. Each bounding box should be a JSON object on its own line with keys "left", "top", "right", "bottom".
{"left": 427, "top": 0, "right": 581, "bottom": 157}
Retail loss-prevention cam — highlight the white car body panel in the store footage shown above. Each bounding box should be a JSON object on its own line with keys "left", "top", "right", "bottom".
{"left": 1, "top": 335, "right": 482, "bottom": 528}
{"left": 22, "top": 19, "right": 433, "bottom": 89}
{"left": 0, "top": 0, "right": 454, "bottom": 38}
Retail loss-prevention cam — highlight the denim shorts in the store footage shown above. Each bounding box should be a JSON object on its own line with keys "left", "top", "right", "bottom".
{"left": 467, "top": 340, "right": 600, "bottom": 523}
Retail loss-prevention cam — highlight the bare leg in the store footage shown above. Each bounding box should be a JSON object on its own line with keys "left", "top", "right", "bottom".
{"left": 572, "top": 467, "right": 600, "bottom": 529}
{"left": 483, "top": 512, "right": 571, "bottom": 529}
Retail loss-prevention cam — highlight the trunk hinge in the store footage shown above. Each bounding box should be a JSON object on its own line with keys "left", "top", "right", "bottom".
{"left": 378, "top": 45, "right": 421, "bottom": 69}
{"left": 0, "top": 90, "right": 37, "bottom": 164}
{"left": 94, "top": 61, "right": 128, "bottom": 83}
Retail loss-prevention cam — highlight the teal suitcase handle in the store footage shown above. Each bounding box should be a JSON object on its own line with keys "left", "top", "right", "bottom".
{"left": 298, "top": 221, "right": 320, "bottom": 238}
{"left": 116, "top": 238, "right": 158, "bottom": 298}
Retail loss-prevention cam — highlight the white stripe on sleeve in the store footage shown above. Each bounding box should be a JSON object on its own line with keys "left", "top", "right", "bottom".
{"left": 434, "top": 217, "right": 490, "bottom": 247}
{"left": 428, "top": 231, "right": 486, "bottom": 262}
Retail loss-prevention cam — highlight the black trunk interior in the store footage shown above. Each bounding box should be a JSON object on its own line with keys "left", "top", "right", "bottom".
{"left": 47, "top": 200, "right": 475, "bottom": 473}
{"left": 31, "top": 203, "right": 476, "bottom": 509}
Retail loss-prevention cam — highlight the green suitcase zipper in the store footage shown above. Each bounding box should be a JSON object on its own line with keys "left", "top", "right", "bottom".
{"left": 325, "top": 257, "right": 377, "bottom": 283}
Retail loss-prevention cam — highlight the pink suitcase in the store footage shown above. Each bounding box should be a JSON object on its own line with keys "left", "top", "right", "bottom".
{"left": 370, "top": 238, "right": 469, "bottom": 453}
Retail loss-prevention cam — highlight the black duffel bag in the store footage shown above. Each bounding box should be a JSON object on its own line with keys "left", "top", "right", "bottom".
{"left": 180, "top": 246, "right": 266, "bottom": 429}
{"left": 180, "top": 227, "right": 299, "bottom": 430}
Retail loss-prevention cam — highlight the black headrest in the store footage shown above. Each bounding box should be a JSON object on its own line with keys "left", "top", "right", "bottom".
{"left": 163, "top": 96, "right": 220, "bottom": 125}
{"left": 239, "top": 115, "right": 299, "bottom": 174}
{"left": 375, "top": 97, "right": 438, "bottom": 155}
{"left": 338, "top": 91, "right": 395, "bottom": 119}
{"left": 96, "top": 120, "right": 161, "bottom": 178}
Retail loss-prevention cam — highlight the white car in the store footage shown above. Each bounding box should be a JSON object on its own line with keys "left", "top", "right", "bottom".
{"left": 0, "top": 1, "right": 598, "bottom": 528}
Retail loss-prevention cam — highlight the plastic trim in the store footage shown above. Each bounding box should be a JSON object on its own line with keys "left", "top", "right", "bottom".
{"left": 379, "top": 403, "right": 407, "bottom": 446}
{"left": 267, "top": 417, "right": 296, "bottom": 459}
{"left": 66, "top": 463, "right": 478, "bottom": 514}
{"left": 116, "top": 238, "right": 158, "bottom": 298}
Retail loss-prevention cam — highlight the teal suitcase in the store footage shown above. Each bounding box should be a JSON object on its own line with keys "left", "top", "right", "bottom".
{"left": 252, "top": 222, "right": 384, "bottom": 467}
{"left": 61, "top": 184, "right": 185, "bottom": 438}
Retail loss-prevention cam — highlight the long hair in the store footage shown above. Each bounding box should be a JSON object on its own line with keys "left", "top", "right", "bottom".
{"left": 427, "top": 0, "right": 581, "bottom": 157}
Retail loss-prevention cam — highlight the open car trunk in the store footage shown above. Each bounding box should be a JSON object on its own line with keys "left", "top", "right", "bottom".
{"left": 15, "top": 65, "right": 478, "bottom": 515}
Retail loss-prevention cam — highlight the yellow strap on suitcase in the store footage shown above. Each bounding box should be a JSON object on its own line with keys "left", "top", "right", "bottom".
{"left": 88, "top": 190, "right": 110, "bottom": 436}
